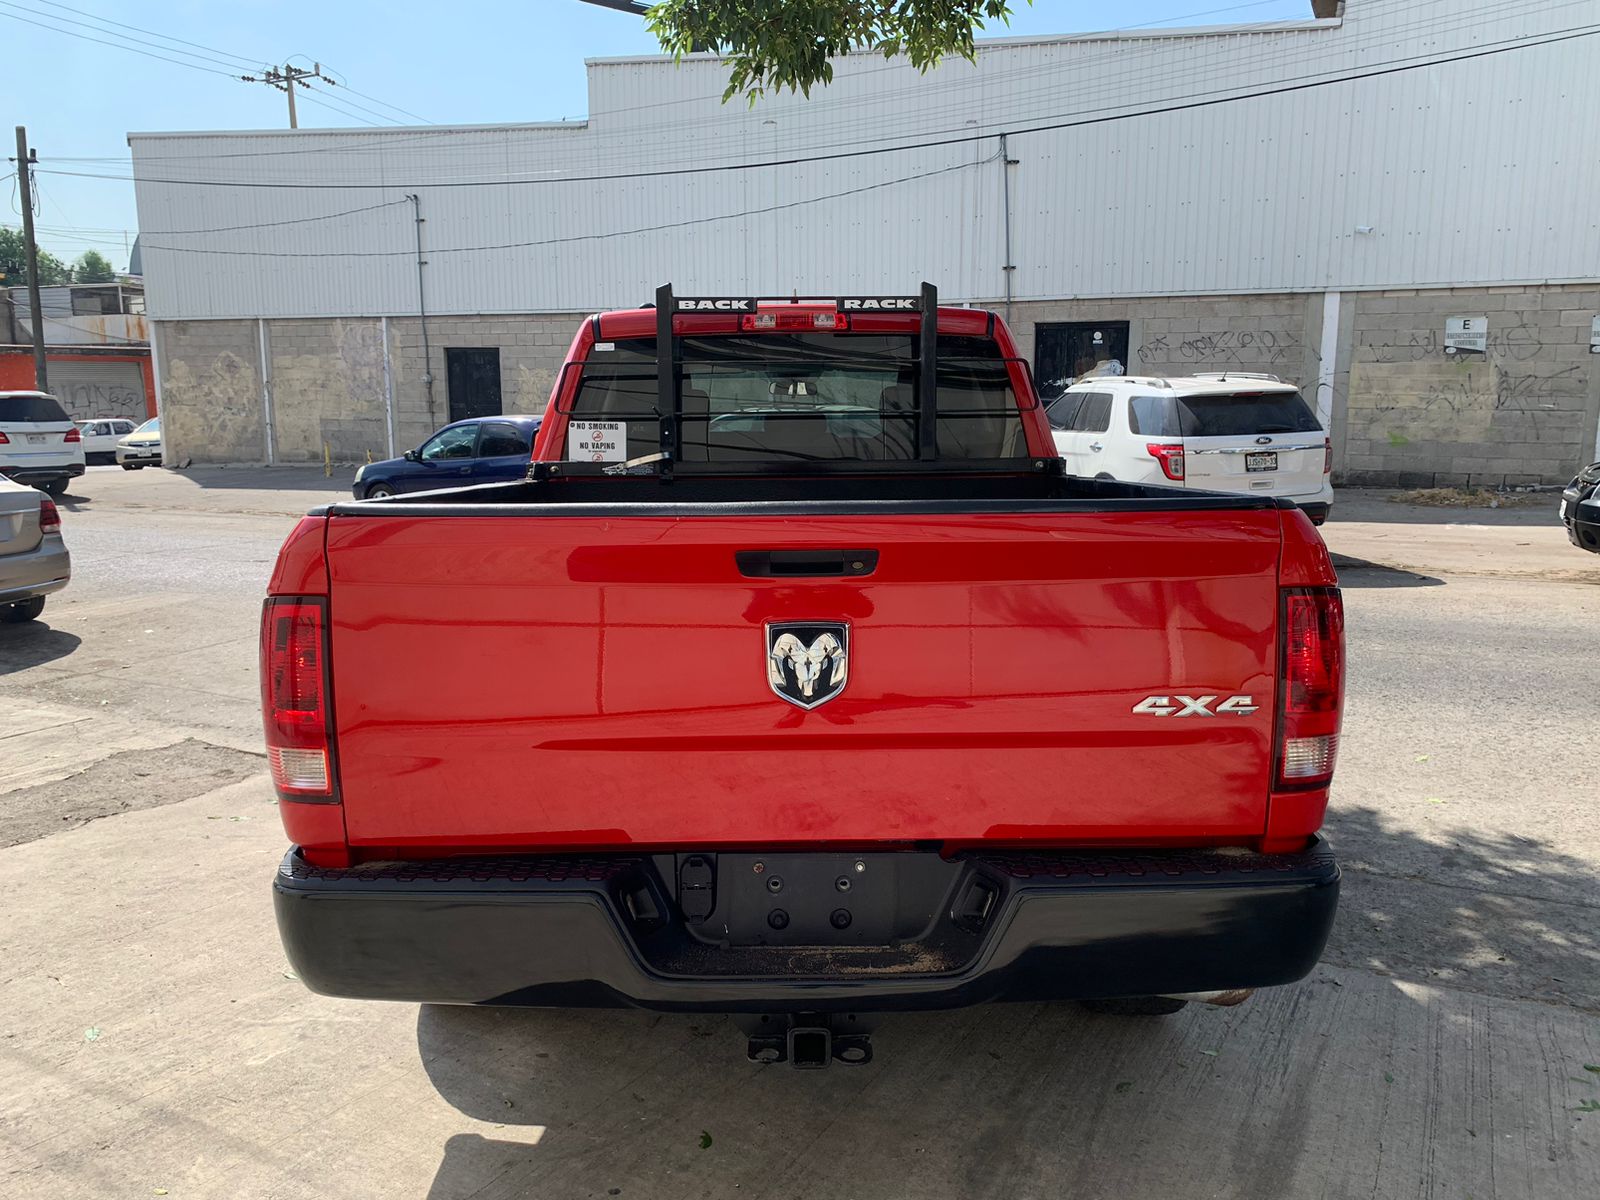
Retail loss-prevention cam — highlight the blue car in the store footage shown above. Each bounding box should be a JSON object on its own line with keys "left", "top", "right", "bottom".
{"left": 351, "top": 416, "right": 542, "bottom": 499}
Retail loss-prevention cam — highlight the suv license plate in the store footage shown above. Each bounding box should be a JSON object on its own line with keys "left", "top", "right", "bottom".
{"left": 1245, "top": 452, "right": 1277, "bottom": 472}
{"left": 26, "top": 434, "right": 46, "bottom": 445}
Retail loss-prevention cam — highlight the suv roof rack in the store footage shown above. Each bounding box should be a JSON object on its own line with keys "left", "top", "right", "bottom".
{"left": 1189, "top": 372, "right": 1284, "bottom": 383}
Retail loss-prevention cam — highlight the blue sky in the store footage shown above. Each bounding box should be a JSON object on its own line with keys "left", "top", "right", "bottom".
{"left": 4, "top": 0, "right": 1314, "bottom": 269}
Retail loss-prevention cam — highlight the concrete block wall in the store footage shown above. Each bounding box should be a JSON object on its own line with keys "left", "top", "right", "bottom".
{"left": 152, "top": 292, "right": 1599, "bottom": 481}
{"left": 266, "top": 319, "right": 388, "bottom": 464}
{"left": 154, "top": 320, "right": 264, "bottom": 464}
{"left": 385, "top": 314, "right": 581, "bottom": 452}
{"left": 1008, "top": 295, "right": 1318, "bottom": 391}
{"left": 1342, "top": 285, "right": 1600, "bottom": 487}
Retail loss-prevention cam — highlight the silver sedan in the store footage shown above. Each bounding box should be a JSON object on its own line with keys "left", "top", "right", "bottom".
{"left": 0, "top": 474, "right": 70, "bottom": 623}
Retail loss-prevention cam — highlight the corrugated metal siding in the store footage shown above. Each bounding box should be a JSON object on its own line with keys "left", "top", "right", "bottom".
{"left": 130, "top": 0, "right": 1600, "bottom": 320}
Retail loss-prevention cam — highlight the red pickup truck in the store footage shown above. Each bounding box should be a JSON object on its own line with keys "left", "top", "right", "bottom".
{"left": 265, "top": 287, "right": 1343, "bottom": 1066}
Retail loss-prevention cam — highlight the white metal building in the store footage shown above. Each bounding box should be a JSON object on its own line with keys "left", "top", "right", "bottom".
{"left": 130, "top": 0, "right": 1600, "bottom": 482}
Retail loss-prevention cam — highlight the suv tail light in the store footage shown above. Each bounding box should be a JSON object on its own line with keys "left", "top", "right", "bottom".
{"left": 1146, "top": 442, "right": 1185, "bottom": 480}
{"left": 64, "top": 427, "right": 82, "bottom": 443}
{"left": 260, "top": 597, "right": 336, "bottom": 800}
{"left": 1323, "top": 437, "right": 1332, "bottom": 475}
{"left": 0, "top": 431, "right": 10, "bottom": 444}
{"left": 1276, "top": 588, "right": 1345, "bottom": 789}
{"left": 39, "top": 498, "right": 60, "bottom": 535}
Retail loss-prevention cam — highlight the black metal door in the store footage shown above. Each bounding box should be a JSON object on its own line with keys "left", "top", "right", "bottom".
{"left": 445, "top": 348, "right": 503, "bottom": 421}
{"left": 1034, "top": 322, "right": 1130, "bottom": 395}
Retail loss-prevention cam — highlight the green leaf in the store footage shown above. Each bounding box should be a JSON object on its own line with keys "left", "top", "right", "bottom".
{"left": 1574, "top": 1099, "right": 1600, "bottom": 1113}
{"left": 1199, "top": 1049, "right": 1218, "bottom": 1057}
{"left": 1584, "top": 1065, "right": 1600, "bottom": 1074}
{"left": 699, "top": 1130, "right": 713, "bottom": 1150}
{"left": 84, "top": 1027, "right": 102, "bottom": 1042}
{"left": 1114, "top": 1081, "right": 1132, "bottom": 1094}
{"left": 1384, "top": 1072, "right": 1395, "bottom": 1084}
{"left": 644, "top": 1, "right": 1032, "bottom": 102}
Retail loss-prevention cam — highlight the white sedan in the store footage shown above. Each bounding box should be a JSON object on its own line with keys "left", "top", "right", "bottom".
{"left": 77, "top": 418, "right": 140, "bottom": 464}
{"left": 116, "top": 417, "right": 163, "bottom": 469}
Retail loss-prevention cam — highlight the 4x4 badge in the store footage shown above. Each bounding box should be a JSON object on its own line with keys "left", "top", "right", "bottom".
{"left": 766, "top": 623, "right": 849, "bottom": 710}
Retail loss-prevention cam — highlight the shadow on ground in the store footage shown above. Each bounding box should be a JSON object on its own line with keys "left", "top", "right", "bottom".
{"left": 0, "top": 622, "right": 80, "bottom": 674}
{"left": 411, "top": 801, "right": 1598, "bottom": 1198}
{"left": 169, "top": 466, "right": 358, "bottom": 492}
{"left": 1332, "top": 557, "right": 1444, "bottom": 588}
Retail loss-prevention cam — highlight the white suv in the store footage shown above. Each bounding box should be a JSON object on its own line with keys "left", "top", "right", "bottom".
{"left": 0, "top": 391, "right": 87, "bottom": 497}
{"left": 1046, "top": 374, "right": 1333, "bottom": 524}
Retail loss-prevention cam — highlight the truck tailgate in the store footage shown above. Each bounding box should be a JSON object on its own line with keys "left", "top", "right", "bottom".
{"left": 324, "top": 509, "right": 1282, "bottom": 850}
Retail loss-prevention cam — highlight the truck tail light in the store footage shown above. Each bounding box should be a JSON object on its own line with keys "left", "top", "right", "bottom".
{"left": 1323, "top": 437, "right": 1332, "bottom": 475}
{"left": 1276, "top": 587, "right": 1344, "bottom": 789}
{"left": 64, "top": 427, "right": 82, "bottom": 443}
{"left": 1146, "top": 442, "right": 1185, "bottom": 480}
{"left": 261, "top": 597, "right": 336, "bottom": 800}
{"left": 38, "top": 498, "right": 60, "bottom": 534}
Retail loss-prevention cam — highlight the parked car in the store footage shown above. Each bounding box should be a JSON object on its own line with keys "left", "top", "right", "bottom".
{"left": 350, "top": 415, "right": 542, "bottom": 499}
{"left": 77, "top": 417, "right": 140, "bottom": 464}
{"left": 0, "top": 390, "right": 86, "bottom": 496}
{"left": 1560, "top": 461, "right": 1600, "bottom": 553}
{"left": 267, "top": 288, "right": 1344, "bottom": 1065}
{"left": 1047, "top": 373, "right": 1334, "bottom": 524}
{"left": 115, "top": 417, "right": 163, "bottom": 469}
{"left": 0, "top": 474, "right": 69, "bottom": 623}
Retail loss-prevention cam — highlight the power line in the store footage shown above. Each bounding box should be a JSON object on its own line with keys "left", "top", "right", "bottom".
{"left": 0, "top": 0, "right": 257, "bottom": 72}
{"left": 30, "top": 0, "right": 261, "bottom": 68}
{"left": 147, "top": 199, "right": 411, "bottom": 236}
{"left": 137, "top": 156, "right": 994, "bottom": 258}
{"left": 301, "top": 83, "right": 406, "bottom": 126}
{"left": 292, "top": 86, "right": 387, "bottom": 128}
{"left": 0, "top": 7, "right": 243, "bottom": 77}
{"left": 52, "top": 22, "right": 1600, "bottom": 192}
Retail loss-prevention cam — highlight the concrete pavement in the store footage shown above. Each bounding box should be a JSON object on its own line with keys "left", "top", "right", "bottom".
{"left": 1, "top": 466, "right": 1597, "bottom": 1199}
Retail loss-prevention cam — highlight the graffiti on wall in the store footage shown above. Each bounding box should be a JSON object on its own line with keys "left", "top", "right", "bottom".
{"left": 1348, "top": 355, "right": 1586, "bottom": 448}
{"left": 55, "top": 380, "right": 146, "bottom": 421}
{"left": 1137, "top": 328, "right": 1303, "bottom": 368}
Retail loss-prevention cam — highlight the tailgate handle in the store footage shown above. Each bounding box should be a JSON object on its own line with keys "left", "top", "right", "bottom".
{"left": 736, "top": 550, "right": 879, "bottom": 578}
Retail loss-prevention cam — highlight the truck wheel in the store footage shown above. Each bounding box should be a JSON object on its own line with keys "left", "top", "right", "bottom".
{"left": 1, "top": 596, "right": 46, "bottom": 623}
{"left": 1079, "top": 996, "right": 1188, "bottom": 1016}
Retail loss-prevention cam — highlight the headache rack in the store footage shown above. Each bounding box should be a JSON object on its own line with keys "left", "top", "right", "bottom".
{"left": 531, "top": 281, "right": 1057, "bottom": 482}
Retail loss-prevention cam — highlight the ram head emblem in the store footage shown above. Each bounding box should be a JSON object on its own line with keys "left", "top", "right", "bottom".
{"left": 765, "top": 623, "right": 849, "bottom": 709}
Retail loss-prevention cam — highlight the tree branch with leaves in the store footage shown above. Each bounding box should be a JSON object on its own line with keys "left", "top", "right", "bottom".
{"left": 646, "top": 0, "right": 1029, "bottom": 102}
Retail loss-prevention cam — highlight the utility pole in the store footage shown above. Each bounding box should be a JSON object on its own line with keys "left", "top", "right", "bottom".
{"left": 406, "top": 194, "right": 436, "bottom": 424}
{"left": 241, "top": 63, "right": 330, "bottom": 129}
{"left": 11, "top": 126, "right": 48, "bottom": 393}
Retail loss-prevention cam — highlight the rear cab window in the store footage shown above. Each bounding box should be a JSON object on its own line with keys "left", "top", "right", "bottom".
{"left": 567, "top": 332, "right": 1027, "bottom": 463}
{"left": 1174, "top": 390, "right": 1321, "bottom": 437}
{"left": 0, "top": 394, "right": 71, "bottom": 423}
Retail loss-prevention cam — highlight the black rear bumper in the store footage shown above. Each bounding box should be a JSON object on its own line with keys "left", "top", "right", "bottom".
{"left": 273, "top": 840, "right": 1339, "bottom": 1013}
